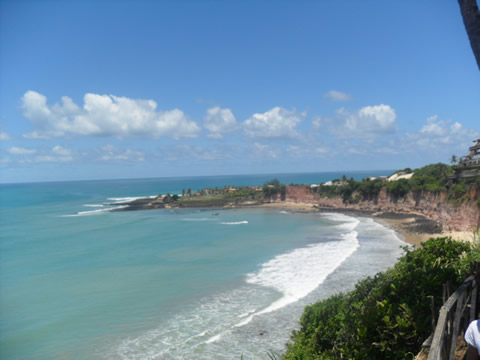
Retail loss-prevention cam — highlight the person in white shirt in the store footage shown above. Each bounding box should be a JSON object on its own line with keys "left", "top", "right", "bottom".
{"left": 465, "top": 320, "right": 480, "bottom": 360}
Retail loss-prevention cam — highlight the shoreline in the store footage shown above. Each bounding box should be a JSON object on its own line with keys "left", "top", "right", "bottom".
{"left": 257, "top": 201, "right": 476, "bottom": 247}
{"left": 117, "top": 197, "right": 476, "bottom": 247}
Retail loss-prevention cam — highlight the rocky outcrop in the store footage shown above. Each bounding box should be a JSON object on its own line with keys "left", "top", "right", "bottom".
{"left": 283, "top": 186, "right": 480, "bottom": 232}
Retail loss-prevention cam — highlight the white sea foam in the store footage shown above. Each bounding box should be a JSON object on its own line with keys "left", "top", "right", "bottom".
{"left": 236, "top": 228, "right": 360, "bottom": 327}
{"left": 107, "top": 196, "right": 156, "bottom": 203}
{"left": 108, "top": 214, "right": 361, "bottom": 359}
{"left": 205, "top": 334, "right": 222, "bottom": 344}
{"left": 220, "top": 221, "right": 248, "bottom": 225}
{"left": 110, "top": 286, "right": 269, "bottom": 359}
{"left": 83, "top": 204, "right": 104, "bottom": 208}
{"left": 181, "top": 218, "right": 216, "bottom": 222}
{"left": 61, "top": 205, "right": 129, "bottom": 217}
{"left": 321, "top": 212, "right": 361, "bottom": 232}
{"left": 280, "top": 211, "right": 290, "bottom": 214}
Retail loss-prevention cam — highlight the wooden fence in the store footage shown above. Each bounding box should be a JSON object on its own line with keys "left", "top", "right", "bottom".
{"left": 424, "top": 271, "right": 479, "bottom": 360}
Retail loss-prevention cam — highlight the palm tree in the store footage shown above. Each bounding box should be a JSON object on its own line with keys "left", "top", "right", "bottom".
{"left": 450, "top": 154, "right": 458, "bottom": 164}
{"left": 458, "top": 0, "right": 480, "bottom": 70}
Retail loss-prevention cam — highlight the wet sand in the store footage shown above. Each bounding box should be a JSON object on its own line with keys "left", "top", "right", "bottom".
{"left": 258, "top": 202, "right": 476, "bottom": 247}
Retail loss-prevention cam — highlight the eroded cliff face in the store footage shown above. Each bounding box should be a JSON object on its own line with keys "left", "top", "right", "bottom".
{"left": 283, "top": 186, "right": 480, "bottom": 231}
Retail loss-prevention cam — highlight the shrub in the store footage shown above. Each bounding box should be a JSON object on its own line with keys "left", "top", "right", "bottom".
{"left": 386, "top": 179, "right": 410, "bottom": 199}
{"left": 285, "top": 237, "right": 471, "bottom": 360}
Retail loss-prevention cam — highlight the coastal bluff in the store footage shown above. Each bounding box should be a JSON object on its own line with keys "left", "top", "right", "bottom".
{"left": 282, "top": 185, "right": 480, "bottom": 232}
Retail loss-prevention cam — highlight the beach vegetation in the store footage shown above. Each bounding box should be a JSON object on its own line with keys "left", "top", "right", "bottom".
{"left": 386, "top": 178, "right": 411, "bottom": 200}
{"left": 263, "top": 179, "right": 283, "bottom": 199}
{"left": 284, "top": 237, "right": 471, "bottom": 360}
{"left": 409, "top": 163, "right": 452, "bottom": 193}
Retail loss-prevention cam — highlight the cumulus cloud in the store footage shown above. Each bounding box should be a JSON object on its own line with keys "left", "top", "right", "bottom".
{"left": 204, "top": 106, "right": 237, "bottom": 139}
{"left": 99, "top": 145, "right": 145, "bottom": 162}
{"left": 35, "top": 155, "right": 72, "bottom": 163}
{"left": 406, "top": 115, "right": 478, "bottom": 152}
{"left": 419, "top": 115, "right": 446, "bottom": 136}
{"left": 332, "top": 104, "right": 397, "bottom": 139}
{"left": 251, "top": 143, "right": 280, "bottom": 158}
{"left": 0, "top": 132, "right": 11, "bottom": 140}
{"left": 312, "top": 116, "right": 325, "bottom": 132}
{"left": 243, "top": 107, "right": 302, "bottom": 138}
{"left": 51, "top": 145, "right": 72, "bottom": 156}
{"left": 5, "top": 145, "right": 74, "bottom": 163}
{"left": 172, "top": 144, "right": 227, "bottom": 161}
{"left": 21, "top": 91, "right": 201, "bottom": 139}
{"left": 7, "top": 146, "right": 37, "bottom": 155}
{"left": 323, "top": 90, "right": 352, "bottom": 102}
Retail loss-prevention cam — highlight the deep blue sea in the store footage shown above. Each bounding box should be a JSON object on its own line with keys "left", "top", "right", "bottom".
{"left": 0, "top": 171, "right": 406, "bottom": 359}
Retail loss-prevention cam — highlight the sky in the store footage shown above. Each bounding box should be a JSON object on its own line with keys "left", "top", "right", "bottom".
{"left": 0, "top": 0, "right": 479, "bottom": 183}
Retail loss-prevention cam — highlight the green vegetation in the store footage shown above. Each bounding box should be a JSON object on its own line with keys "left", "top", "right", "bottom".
{"left": 263, "top": 179, "right": 287, "bottom": 201}
{"left": 168, "top": 163, "right": 479, "bottom": 208}
{"left": 386, "top": 178, "right": 410, "bottom": 200}
{"left": 313, "top": 163, "right": 478, "bottom": 206}
{"left": 285, "top": 237, "right": 472, "bottom": 360}
{"left": 315, "top": 178, "right": 385, "bottom": 204}
{"left": 409, "top": 163, "right": 452, "bottom": 193}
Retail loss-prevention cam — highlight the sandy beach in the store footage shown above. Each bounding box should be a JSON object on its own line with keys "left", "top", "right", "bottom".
{"left": 259, "top": 201, "right": 477, "bottom": 247}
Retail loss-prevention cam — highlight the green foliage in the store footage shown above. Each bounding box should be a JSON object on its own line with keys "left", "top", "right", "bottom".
{"left": 285, "top": 237, "right": 471, "bottom": 360}
{"left": 390, "top": 168, "right": 413, "bottom": 177}
{"left": 263, "top": 179, "right": 284, "bottom": 199}
{"left": 386, "top": 179, "right": 411, "bottom": 200}
{"left": 447, "top": 177, "right": 480, "bottom": 205}
{"left": 357, "top": 179, "right": 383, "bottom": 201}
{"left": 409, "top": 163, "right": 452, "bottom": 193}
{"left": 223, "top": 187, "right": 259, "bottom": 201}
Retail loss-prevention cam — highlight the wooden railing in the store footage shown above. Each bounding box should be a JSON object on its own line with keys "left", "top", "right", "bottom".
{"left": 426, "top": 273, "right": 478, "bottom": 360}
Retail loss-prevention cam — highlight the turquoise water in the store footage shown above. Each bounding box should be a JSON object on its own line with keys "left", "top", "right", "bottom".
{"left": 0, "top": 172, "right": 405, "bottom": 359}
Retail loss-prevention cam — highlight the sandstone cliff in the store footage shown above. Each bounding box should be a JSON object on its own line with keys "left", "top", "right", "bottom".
{"left": 283, "top": 186, "right": 480, "bottom": 232}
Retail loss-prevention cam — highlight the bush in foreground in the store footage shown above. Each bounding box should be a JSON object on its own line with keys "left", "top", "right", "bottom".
{"left": 285, "top": 237, "right": 471, "bottom": 360}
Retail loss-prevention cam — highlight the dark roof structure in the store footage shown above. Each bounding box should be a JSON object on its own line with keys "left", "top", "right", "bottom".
{"left": 451, "top": 139, "right": 480, "bottom": 179}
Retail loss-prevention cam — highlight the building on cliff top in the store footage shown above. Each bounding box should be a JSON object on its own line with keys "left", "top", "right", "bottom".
{"left": 451, "top": 139, "right": 480, "bottom": 179}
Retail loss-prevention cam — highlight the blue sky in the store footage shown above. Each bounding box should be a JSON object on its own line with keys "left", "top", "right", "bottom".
{"left": 1, "top": 0, "right": 479, "bottom": 183}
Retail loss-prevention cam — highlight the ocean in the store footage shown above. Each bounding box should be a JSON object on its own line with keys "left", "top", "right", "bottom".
{"left": 0, "top": 171, "right": 406, "bottom": 359}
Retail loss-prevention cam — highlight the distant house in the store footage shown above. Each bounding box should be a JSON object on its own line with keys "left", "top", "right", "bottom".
{"left": 323, "top": 181, "right": 333, "bottom": 186}
{"left": 310, "top": 184, "right": 319, "bottom": 188}
{"left": 227, "top": 188, "right": 237, "bottom": 193}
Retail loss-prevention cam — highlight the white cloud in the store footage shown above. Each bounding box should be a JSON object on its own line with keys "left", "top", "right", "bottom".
{"left": 7, "top": 146, "right": 37, "bottom": 155}
{"left": 21, "top": 91, "right": 201, "bottom": 139}
{"left": 204, "top": 106, "right": 237, "bottom": 138}
{"left": 99, "top": 145, "right": 145, "bottom": 162}
{"left": 406, "top": 115, "right": 478, "bottom": 152}
{"left": 5, "top": 145, "right": 74, "bottom": 163}
{"left": 243, "top": 107, "right": 302, "bottom": 138}
{"left": 312, "top": 116, "right": 324, "bottom": 132}
{"left": 34, "top": 155, "right": 73, "bottom": 163}
{"left": 51, "top": 145, "right": 72, "bottom": 156}
{"left": 0, "top": 132, "right": 11, "bottom": 140}
{"left": 419, "top": 115, "right": 446, "bottom": 136}
{"left": 324, "top": 90, "right": 352, "bottom": 102}
{"left": 23, "top": 131, "right": 51, "bottom": 139}
{"left": 251, "top": 143, "right": 280, "bottom": 158}
{"left": 332, "top": 104, "right": 397, "bottom": 138}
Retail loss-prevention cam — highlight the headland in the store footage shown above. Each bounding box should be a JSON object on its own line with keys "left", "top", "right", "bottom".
{"left": 116, "top": 163, "right": 480, "bottom": 247}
